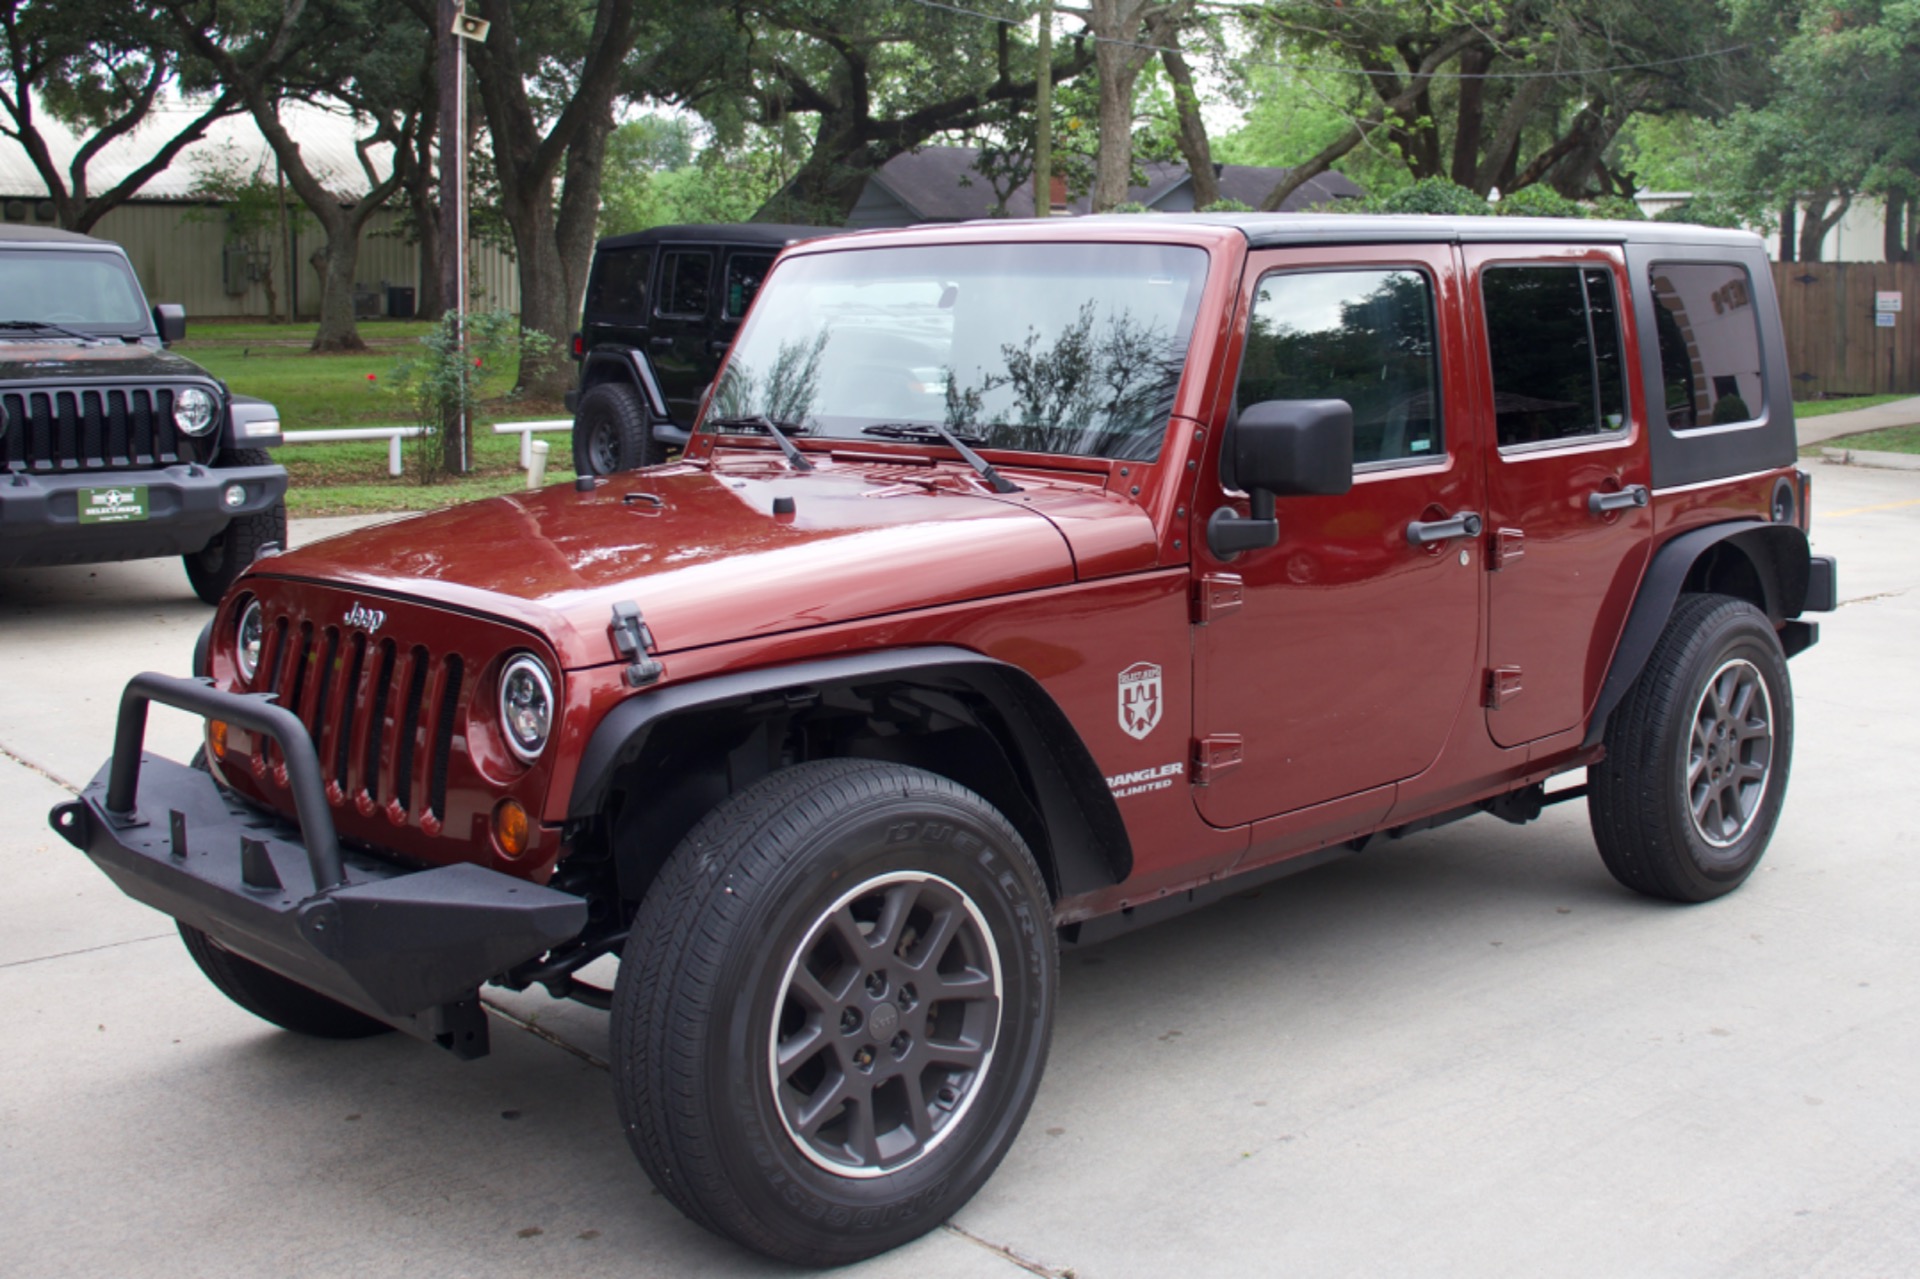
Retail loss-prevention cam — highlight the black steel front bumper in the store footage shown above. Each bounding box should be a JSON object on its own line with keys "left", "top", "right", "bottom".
{"left": 49, "top": 673, "right": 587, "bottom": 1058}
{"left": 0, "top": 462, "right": 287, "bottom": 568}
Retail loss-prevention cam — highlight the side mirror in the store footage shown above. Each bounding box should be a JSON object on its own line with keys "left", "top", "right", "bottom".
{"left": 153, "top": 303, "right": 187, "bottom": 344}
{"left": 1208, "top": 399, "right": 1354, "bottom": 560}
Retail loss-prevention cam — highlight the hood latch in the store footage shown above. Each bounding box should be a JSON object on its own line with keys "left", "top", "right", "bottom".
{"left": 610, "top": 600, "right": 663, "bottom": 687}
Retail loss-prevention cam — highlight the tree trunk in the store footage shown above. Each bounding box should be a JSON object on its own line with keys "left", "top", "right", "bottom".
{"left": 1799, "top": 190, "right": 1851, "bottom": 263}
{"left": 1157, "top": 32, "right": 1215, "bottom": 209}
{"left": 1451, "top": 47, "right": 1491, "bottom": 189}
{"left": 1089, "top": 0, "right": 1156, "bottom": 212}
{"left": 1778, "top": 202, "right": 1797, "bottom": 263}
{"left": 312, "top": 229, "right": 365, "bottom": 353}
{"left": 1884, "top": 191, "right": 1908, "bottom": 264}
{"left": 1474, "top": 77, "right": 1549, "bottom": 195}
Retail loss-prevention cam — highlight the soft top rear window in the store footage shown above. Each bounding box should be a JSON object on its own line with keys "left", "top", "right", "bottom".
{"left": 1649, "top": 262, "right": 1766, "bottom": 431}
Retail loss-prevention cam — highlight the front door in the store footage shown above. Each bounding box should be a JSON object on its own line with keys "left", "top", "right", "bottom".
{"left": 1193, "top": 245, "right": 1486, "bottom": 829}
{"left": 1462, "top": 247, "right": 1654, "bottom": 748}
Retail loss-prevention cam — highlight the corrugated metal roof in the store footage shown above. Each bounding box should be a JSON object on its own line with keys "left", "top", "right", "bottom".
{"left": 0, "top": 97, "right": 397, "bottom": 203}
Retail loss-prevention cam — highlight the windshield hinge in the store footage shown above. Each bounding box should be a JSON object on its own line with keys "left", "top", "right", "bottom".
{"left": 610, "top": 601, "right": 663, "bottom": 687}
{"left": 1191, "top": 572, "right": 1243, "bottom": 625}
{"left": 1192, "top": 734, "right": 1244, "bottom": 787}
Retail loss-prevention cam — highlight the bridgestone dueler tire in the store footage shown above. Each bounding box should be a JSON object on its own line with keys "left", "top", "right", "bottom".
{"left": 1589, "top": 593, "right": 1794, "bottom": 903}
{"left": 178, "top": 923, "right": 393, "bottom": 1040}
{"left": 572, "top": 381, "right": 661, "bottom": 475}
{"left": 612, "top": 759, "right": 1056, "bottom": 1267}
{"left": 182, "top": 450, "right": 287, "bottom": 605}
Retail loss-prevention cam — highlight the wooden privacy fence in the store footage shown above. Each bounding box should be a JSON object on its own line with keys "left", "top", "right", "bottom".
{"left": 1771, "top": 262, "right": 1920, "bottom": 399}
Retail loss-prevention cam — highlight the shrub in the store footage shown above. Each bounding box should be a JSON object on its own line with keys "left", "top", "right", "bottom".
{"left": 1497, "top": 185, "right": 1587, "bottom": 219}
{"left": 386, "top": 310, "right": 554, "bottom": 483}
{"left": 1357, "top": 178, "right": 1489, "bottom": 216}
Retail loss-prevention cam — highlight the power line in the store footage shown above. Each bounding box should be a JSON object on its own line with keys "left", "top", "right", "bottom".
{"left": 902, "top": 0, "right": 1754, "bottom": 82}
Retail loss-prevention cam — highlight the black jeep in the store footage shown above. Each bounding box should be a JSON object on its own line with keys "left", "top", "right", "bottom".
{"left": 0, "top": 225, "right": 287, "bottom": 603}
{"left": 565, "top": 222, "right": 837, "bottom": 474}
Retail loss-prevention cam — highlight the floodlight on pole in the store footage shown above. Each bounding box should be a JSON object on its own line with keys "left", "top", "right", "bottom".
{"left": 443, "top": 3, "right": 488, "bottom": 473}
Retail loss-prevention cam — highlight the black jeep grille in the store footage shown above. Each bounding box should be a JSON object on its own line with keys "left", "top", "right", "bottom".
{"left": 0, "top": 385, "right": 209, "bottom": 473}
{"left": 257, "top": 615, "right": 468, "bottom": 831}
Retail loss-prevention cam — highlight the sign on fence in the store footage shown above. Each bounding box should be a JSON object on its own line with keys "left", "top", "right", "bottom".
{"left": 1876, "top": 291, "right": 1903, "bottom": 313}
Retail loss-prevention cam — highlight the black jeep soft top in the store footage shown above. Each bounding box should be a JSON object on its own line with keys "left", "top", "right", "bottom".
{"left": 565, "top": 221, "right": 839, "bottom": 474}
{"left": 0, "top": 224, "right": 287, "bottom": 603}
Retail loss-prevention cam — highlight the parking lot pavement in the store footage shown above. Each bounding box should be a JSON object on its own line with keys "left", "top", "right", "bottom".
{"left": 3, "top": 465, "right": 1916, "bottom": 1278}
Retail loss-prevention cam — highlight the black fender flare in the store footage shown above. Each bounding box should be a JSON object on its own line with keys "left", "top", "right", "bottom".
{"left": 578, "top": 347, "right": 669, "bottom": 421}
{"left": 567, "top": 646, "right": 1133, "bottom": 899}
{"left": 1583, "top": 519, "right": 1811, "bottom": 749}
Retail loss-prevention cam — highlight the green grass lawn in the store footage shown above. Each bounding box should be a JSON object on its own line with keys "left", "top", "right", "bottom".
{"left": 1792, "top": 393, "right": 1915, "bottom": 418}
{"left": 180, "top": 320, "right": 576, "bottom": 515}
{"left": 1815, "top": 423, "right": 1920, "bottom": 455}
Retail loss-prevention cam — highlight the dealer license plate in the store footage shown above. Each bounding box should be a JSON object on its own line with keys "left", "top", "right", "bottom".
{"left": 78, "top": 486, "right": 149, "bottom": 525}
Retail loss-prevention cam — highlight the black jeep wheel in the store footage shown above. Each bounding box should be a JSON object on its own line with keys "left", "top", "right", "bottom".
{"left": 182, "top": 449, "right": 286, "bottom": 605}
{"left": 178, "top": 923, "right": 394, "bottom": 1040}
{"left": 572, "top": 381, "right": 662, "bottom": 475}
{"left": 1589, "top": 593, "right": 1794, "bottom": 902}
{"left": 612, "top": 759, "right": 1055, "bottom": 1266}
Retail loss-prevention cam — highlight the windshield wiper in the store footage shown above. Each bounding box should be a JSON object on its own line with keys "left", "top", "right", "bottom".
{"left": 860, "top": 422, "right": 1021, "bottom": 494}
{"left": 0, "top": 319, "right": 103, "bottom": 344}
{"left": 707, "top": 414, "right": 814, "bottom": 472}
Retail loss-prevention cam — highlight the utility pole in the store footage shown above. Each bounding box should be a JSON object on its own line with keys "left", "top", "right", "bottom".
{"left": 441, "top": 2, "right": 489, "bottom": 474}
{"left": 1034, "top": 0, "right": 1053, "bottom": 218}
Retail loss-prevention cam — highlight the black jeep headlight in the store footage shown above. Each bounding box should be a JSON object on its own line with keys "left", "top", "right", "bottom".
{"left": 235, "top": 599, "right": 265, "bottom": 682}
{"left": 500, "top": 654, "right": 555, "bottom": 763}
{"left": 174, "top": 386, "right": 218, "bottom": 436}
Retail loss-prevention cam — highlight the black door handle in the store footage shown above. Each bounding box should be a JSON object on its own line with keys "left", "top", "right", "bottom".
{"left": 1588, "top": 485, "right": 1650, "bottom": 515}
{"left": 649, "top": 335, "right": 673, "bottom": 349}
{"left": 1406, "top": 511, "right": 1484, "bottom": 546}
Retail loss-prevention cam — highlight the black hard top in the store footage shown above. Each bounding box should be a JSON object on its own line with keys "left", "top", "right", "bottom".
{"left": 1069, "top": 212, "right": 1766, "bottom": 251}
{"left": 0, "top": 223, "right": 116, "bottom": 247}
{"left": 594, "top": 222, "right": 842, "bottom": 253}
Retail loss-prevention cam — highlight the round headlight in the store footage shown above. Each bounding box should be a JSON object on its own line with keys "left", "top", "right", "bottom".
{"left": 173, "top": 386, "right": 217, "bottom": 436}
{"left": 236, "top": 599, "right": 265, "bottom": 682}
{"left": 499, "top": 655, "right": 555, "bottom": 764}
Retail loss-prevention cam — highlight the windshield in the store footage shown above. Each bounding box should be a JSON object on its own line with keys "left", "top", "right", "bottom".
{"left": 0, "top": 249, "right": 149, "bottom": 331}
{"left": 706, "top": 242, "right": 1209, "bottom": 461}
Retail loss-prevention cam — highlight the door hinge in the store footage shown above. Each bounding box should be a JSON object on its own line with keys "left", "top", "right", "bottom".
{"left": 1489, "top": 527, "right": 1525, "bottom": 571}
{"left": 1192, "top": 734, "right": 1244, "bottom": 786}
{"left": 1483, "top": 666, "right": 1523, "bottom": 709}
{"left": 1191, "top": 572, "right": 1244, "bottom": 625}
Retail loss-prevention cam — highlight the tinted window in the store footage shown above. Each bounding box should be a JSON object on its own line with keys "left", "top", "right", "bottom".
{"left": 1648, "top": 263, "right": 1766, "bottom": 430}
{"left": 1482, "top": 265, "right": 1627, "bottom": 448}
{"left": 657, "top": 250, "right": 712, "bottom": 317}
{"left": 709, "top": 242, "right": 1207, "bottom": 461}
{"left": 584, "top": 247, "right": 648, "bottom": 319}
{"left": 1238, "top": 268, "right": 1442, "bottom": 466}
{"left": 724, "top": 253, "right": 775, "bottom": 320}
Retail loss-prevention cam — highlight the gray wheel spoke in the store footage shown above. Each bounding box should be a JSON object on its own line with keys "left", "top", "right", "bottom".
{"left": 930, "top": 965, "right": 996, "bottom": 1001}
{"left": 776, "top": 1019, "right": 827, "bottom": 1077}
{"left": 795, "top": 1074, "right": 852, "bottom": 1137}
{"left": 789, "top": 964, "right": 845, "bottom": 1012}
{"left": 905, "top": 906, "right": 963, "bottom": 972}
{"left": 870, "top": 883, "right": 915, "bottom": 954}
{"left": 922, "top": 1038, "right": 986, "bottom": 1071}
{"left": 829, "top": 905, "right": 873, "bottom": 957}
{"left": 901, "top": 1072, "right": 936, "bottom": 1144}
{"left": 846, "top": 1095, "right": 882, "bottom": 1165}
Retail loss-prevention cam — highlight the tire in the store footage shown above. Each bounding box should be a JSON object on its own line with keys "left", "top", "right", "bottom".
{"left": 1589, "top": 593, "right": 1794, "bottom": 902}
{"left": 572, "top": 381, "right": 662, "bottom": 475}
{"left": 182, "top": 449, "right": 287, "bottom": 605}
{"left": 178, "top": 923, "right": 394, "bottom": 1040}
{"left": 612, "top": 759, "right": 1056, "bottom": 1267}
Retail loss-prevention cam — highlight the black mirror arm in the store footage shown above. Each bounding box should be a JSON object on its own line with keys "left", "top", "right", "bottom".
{"left": 1206, "top": 488, "right": 1279, "bottom": 561}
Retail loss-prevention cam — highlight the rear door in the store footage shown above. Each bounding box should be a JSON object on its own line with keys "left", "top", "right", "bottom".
{"left": 1462, "top": 245, "right": 1654, "bottom": 748}
{"left": 649, "top": 245, "right": 719, "bottom": 427}
{"left": 1192, "top": 244, "right": 1486, "bottom": 828}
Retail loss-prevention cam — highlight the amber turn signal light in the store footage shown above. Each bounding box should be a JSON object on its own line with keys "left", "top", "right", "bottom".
{"left": 493, "top": 798, "right": 530, "bottom": 858}
{"left": 208, "top": 719, "right": 229, "bottom": 760}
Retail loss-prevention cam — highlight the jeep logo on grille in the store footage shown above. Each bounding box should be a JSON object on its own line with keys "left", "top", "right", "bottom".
{"left": 343, "top": 602, "right": 386, "bottom": 634}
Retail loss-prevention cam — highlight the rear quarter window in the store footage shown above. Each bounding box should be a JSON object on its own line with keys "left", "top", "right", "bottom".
{"left": 585, "top": 247, "right": 649, "bottom": 320}
{"left": 1648, "top": 263, "right": 1766, "bottom": 430}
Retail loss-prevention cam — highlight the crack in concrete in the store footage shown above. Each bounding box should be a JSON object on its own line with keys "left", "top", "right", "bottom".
{"left": 1839, "top": 587, "right": 1914, "bottom": 608}
{"left": 941, "top": 1223, "right": 1077, "bottom": 1277}
{"left": 0, "top": 932, "right": 173, "bottom": 971}
{"left": 479, "top": 995, "right": 611, "bottom": 1072}
{"left": 0, "top": 741, "right": 81, "bottom": 795}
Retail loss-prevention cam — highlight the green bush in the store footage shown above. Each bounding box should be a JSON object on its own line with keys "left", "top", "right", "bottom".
{"left": 385, "top": 310, "right": 554, "bottom": 483}
{"left": 1357, "top": 178, "right": 1489, "bottom": 216}
{"left": 1652, "top": 195, "right": 1748, "bottom": 229}
{"left": 1586, "top": 195, "right": 1648, "bottom": 222}
{"left": 1496, "top": 185, "right": 1587, "bottom": 219}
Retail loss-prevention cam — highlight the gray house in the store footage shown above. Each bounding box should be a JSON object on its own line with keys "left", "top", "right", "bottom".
{"left": 847, "top": 146, "right": 1363, "bottom": 228}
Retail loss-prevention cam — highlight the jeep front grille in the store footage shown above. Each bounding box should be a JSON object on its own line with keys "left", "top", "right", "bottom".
{"left": 256, "top": 615, "right": 467, "bottom": 833}
{"left": 0, "top": 385, "right": 207, "bottom": 473}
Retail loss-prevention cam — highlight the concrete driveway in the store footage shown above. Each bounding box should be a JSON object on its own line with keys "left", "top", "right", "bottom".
{"left": 2, "top": 468, "right": 1915, "bottom": 1279}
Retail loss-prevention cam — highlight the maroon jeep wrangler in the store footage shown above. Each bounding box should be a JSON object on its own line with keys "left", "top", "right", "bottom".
{"left": 54, "top": 214, "right": 1836, "bottom": 1266}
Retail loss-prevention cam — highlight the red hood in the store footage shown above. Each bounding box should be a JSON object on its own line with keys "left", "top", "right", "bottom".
{"left": 255, "top": 453, "right": 1159, "bottom": 669}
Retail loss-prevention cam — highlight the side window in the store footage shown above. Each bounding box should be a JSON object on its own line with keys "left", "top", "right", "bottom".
{"left": 1648, "top": 263, "right": 1766, "bottom": 430}
{"left": 584, "top": 248, "right": 648, "bottom": 319}
{"left": 656, "top": 250, "right": 713, "bottom": 318}
{"left": 1482, "top": 265, "right": 1627, "bottom": 448}
{"left": 724, "top": 253, "right": 775, "bottom": 320}
{"left": 1238, "top": 268, "right": 1443, "bottom": 467}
